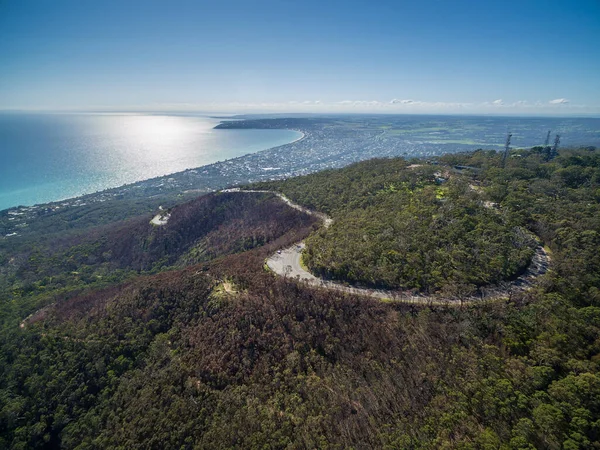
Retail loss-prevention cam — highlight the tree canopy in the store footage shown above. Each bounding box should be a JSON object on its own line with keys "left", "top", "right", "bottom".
{"left": 1, "top": 147, "right": 600, "bottom": 448}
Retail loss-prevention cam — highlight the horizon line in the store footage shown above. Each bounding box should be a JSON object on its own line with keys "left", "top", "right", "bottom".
{"left": 1, "top": 109, "right": 599, "bottom": 119}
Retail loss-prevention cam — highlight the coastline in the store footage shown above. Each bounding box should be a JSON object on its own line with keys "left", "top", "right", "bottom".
{"left": 0, "top": 120, "right": 304, "bottom": 213}
{"left": 1, "top": 124, "right": 311, "bottom": 239}
{"left": 4, "top": 113, "right": 600, "bottom": 239}
{"left": 289, "top": 130, "right": 305, "bottom": 144}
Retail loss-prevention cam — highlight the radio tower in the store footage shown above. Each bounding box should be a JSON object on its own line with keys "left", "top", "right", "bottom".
{"left": 501, "top": 132, "right": 512, "bottom": 168}
{"left": 544, "top": 130, "right": 551, "bottom": 146}
{"left": 550, "top": 134, "right": 560, "bottom": 159}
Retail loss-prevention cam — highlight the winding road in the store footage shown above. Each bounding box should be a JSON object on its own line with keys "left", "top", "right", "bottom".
{"left": 223, "top": 189, "right": 550, "bottom": 304}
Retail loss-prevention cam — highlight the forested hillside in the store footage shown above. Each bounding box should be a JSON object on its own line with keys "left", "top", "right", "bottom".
{"left": 0, "top": 192, "right": 317, "bottom": 329}
{"left": 260, "top": 161, "right": 534, "bottom": 293}
{"left": 1, "top": 147, "right": 600, "bottom": 448}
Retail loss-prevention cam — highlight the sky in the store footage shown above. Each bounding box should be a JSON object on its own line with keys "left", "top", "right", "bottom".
{"left": 0, "top": 0, "right": 599, "bottom": 115}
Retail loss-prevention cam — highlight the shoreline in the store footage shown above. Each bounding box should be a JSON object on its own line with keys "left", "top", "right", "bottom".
{"left": 5, "top": 114, "right": 600, "bottom": 239}
{"left": 287, "top": 130, "right": 306, "bottom": 144}
{"left": 0, "top": 125, "right": 305, "bottom": 214}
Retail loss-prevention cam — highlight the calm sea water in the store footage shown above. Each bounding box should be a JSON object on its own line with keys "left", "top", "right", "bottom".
{"left": 0, "top": 113, "right": 301, "bottom": 210}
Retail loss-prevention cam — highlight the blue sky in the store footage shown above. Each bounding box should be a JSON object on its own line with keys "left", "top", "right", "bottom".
{"left": 1, "top": 0, "right": 598, "bottom": 115}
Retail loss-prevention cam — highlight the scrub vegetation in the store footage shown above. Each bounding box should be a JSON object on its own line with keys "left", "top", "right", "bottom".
{"left": 255, "top": 158, "right": 535, "bottom": 293}
{"left": 1, "top": 147, "right": 600, "bottom": 449}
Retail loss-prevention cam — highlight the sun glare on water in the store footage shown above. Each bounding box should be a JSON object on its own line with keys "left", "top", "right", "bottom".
{"left": 96, "top": 115, "right": 217, "bottom": 177}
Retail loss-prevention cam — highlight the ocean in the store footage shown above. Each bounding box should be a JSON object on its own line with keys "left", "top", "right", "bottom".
{"left": 0, "top": 113, "right": 302, "bottom": 211}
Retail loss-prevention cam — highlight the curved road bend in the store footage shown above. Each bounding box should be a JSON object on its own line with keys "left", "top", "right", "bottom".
{"left": 222, "top": 189, "right": 550, "bottom": 304}
{"left": 21, "top": 187, "right": 549, "bottom": 329}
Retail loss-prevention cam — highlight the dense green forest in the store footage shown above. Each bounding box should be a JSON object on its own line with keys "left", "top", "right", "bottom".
{"left": 255, "top": 159, "right": 536, "bottom": 293}
{"left": 1, "top": 147, "right": 600, "bottom": 448}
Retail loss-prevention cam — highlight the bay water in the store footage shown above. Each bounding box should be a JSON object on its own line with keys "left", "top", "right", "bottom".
{"left": 0, "top": 113, "right": 301, "bottom": 210}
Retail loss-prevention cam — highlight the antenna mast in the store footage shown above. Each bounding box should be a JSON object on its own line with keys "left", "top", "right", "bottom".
{"left": 501, "top": 132, "right": 512, "bottom": 168}
{"left": 544, "top": 130, "right": 551, "bottom": 146}
{"left": 550, "top": 134, "right": 560, "bottom": 159}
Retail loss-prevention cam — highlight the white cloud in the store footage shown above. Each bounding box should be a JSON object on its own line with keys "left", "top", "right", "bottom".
{"left": 93, "top": 97, "right": 595, "bottom": 116}
{"left": 336, "top": 100, "right": 385, "bottom": 107}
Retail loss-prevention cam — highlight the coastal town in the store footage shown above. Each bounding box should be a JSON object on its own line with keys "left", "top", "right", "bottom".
{"left": 2, "top": 115, "right": 598, "bottom": 239}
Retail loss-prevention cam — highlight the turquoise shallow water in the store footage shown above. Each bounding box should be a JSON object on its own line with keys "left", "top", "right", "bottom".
{"left": 0, "top": 113, "right": 301, "bottom": 210}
